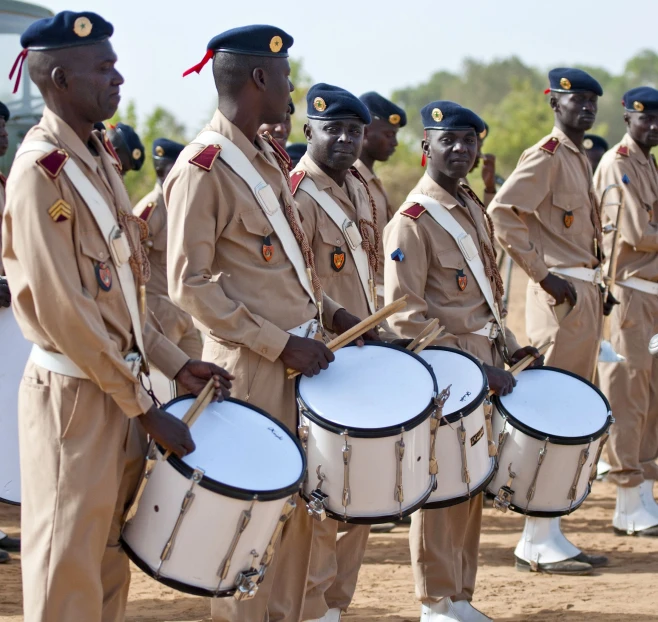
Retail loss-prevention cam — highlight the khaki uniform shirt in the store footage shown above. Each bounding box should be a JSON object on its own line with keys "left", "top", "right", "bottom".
{"left": 294, "top": 154, "right": 372, "bottom": 320}
{"left": 488, "top": 127, "right": 600, "bottom": 283}
{"left": 0, "top": 174, "right": 5, "bottom": 275}
{"left": 2, "top": 108, "right": 189, "bottom": 417}
{"left": 165, "top": 109, "right": 341, "bottom": 363}
{"left": 384, "top": 173, "right": 521, "bottom": 355}
{"left": 594, "top": 133, "right": 658, "bottom": 282}
{"left": 134, "top": 182, "right": 168, "bottom": 297}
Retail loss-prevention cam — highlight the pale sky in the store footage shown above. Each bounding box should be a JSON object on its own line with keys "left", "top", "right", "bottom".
{"left": 7, "top": 0, "right": 658, "bottom": 135}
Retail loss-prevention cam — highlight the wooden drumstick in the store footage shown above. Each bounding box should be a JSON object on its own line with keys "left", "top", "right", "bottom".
{"left": 286, "top": 296, "right": 409, "bottom": 380}
{"left": 486, "top": 340, "right": 553, "bottom": 398}
{"left": 162, "top": 378, "right": 215, "bottom": 461}
{"left": 407, "top": 318, "right": 440, "bottom": 352}
{"left": 413, "top": 325, "right": 445, "bottom": 355}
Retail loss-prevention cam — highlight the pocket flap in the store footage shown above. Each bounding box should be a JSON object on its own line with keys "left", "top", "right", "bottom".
{"left": 437, "top": 248, "right": 465, "bottom": 269}
{"left": 240, "top": 208, "right": 274, "bottom": 237}
{"left": 552, "top": 193, "right": 584, "bottom": 211}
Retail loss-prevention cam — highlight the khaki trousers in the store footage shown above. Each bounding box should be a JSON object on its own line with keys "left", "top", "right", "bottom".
{"left": 19, "top": 361, "right": 146, "bottom": 622}
{"left": 525, "top": 277, "right": 603, "bottom": 379}
{"left": 327, "top": 523, "right": 370, "bottom": 610}
{"left": 205, "top": 339, "right": 312, "bottom": 622}
{"left": 409, "top": 336, "right": 498, "bottom": 604}
{"left": 599, "top": 286, "right": 658, "bottom": 487}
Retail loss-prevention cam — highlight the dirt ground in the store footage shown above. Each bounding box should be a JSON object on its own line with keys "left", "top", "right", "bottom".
{"left": 2, "top": 266, "right": 658, "bottom": 621}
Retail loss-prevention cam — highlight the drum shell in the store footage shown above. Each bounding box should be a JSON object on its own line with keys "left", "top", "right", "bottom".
{"left": 487, "top": 405, "right": 604, "bottom": 516}
{"left": 122, "top": 448, "right": 290, "bottom": 597}
{"left": 301, "top": 414, "right": 433, "bottom": 523}
{"left": 423, "top": 403, "right": 495, "bottom": 509}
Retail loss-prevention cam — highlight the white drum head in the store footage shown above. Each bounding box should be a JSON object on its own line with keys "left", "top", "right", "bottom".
{"left": 165, "top": 398, "right": 304, "bottom": 493}
{"left": 497, "top": 368, "right": 610, "bottom": 439}
{"left": 298, "top": 344, "right": 435, "bottom": 430}
{"left": 420, "top": 348, "right": 486, "bottom": 417}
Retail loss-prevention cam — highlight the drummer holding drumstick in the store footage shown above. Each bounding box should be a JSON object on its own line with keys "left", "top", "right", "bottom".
{"left": 384, "top": 101, "right": 542, "bottom": 622}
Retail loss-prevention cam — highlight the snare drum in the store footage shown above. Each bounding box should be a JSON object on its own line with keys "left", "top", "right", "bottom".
{"left": 0, "top": 307, "right": 32, "bottom": 505}
{"left": 297, "top": 342, "right": 438, "bottom": 523}
{"left": 419, "top": 347, "right": 494, "bottom": 509}
{"left": 487, "top": 367, "right": 613, "bottom": 516}
{"left": 122, "top": 396, "right": 305, "bottom": 599}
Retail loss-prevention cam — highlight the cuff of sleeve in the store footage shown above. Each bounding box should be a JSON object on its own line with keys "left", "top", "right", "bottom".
{"left": 146, "top": 331, "right": 190, "bottom": 380}
{"left": 527, "top": 257, "right": 550, "bottom": 284}
{"left": 113, "top": 383, "right": 155, "bottom": 418}
{"left": 251, "top": 320, "right": 290, "bottom": 363}
{"left": 504, "top": 328, "right": 522, "bottom": 358}
{"left": 321, "top": 294, "right": 343, "bottom": 332}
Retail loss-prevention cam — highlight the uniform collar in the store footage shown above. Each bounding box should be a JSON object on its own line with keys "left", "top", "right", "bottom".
{"left": 621, "top": 132, "right": 650, "bottom": 167}
{"left": 415, "top": 173, "right": 461, "bottom": 210}
{"left": 41, "top": 107, "right": 100, "bottom": 174}
{"left": 551, "top": 126, "right": 583, "bottom": 154}
{"left": 354, "top": 159, "right": 376, "bottom": 183}
{"left": 297, "top": 152, "right": 355, "bottom": 207}
{"left": 209, "top": 108, "right": 260, "bottom": 163}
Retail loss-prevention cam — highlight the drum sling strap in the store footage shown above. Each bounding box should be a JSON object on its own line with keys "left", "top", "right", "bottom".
{"left": 298, "top": 176, "right": 376, "bottom": 314}
{"left": 406, "top": 193, "right": 503, "bottom": 330}
{"left": 17, "top": 141, "right": 148, "bottom": 368}
{"left": 195, "top": 131, "right": 317, "bottom": 305}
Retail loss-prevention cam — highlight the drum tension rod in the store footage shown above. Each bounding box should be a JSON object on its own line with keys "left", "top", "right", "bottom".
{"left": 217, "top": 498, "right": 257, "bottom": 585}
{"left": 493, "top": 463, "right": 516, "bottom": 513}
{"left": 458, "top": 418, "right": 471, "bottom": 489}
{"left": 307, "top": 466, "right": 329, "bottom": 522}
{"left": 568, "top": 444, "right": 591, "bottom": 506}
{"left": 342, "top": 432, "right": 352, "bottom": 518}
{"left": 525, "top": 439, "right": 548, "bottom": 510}
{"left": 394, "top": 432, "right": 406, "bottom": 513}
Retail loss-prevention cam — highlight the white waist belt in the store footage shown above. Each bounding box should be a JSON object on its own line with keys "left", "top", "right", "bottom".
{"left": 471, "top": 321, "right": 500, "bottom": 340}
{"left": 618, "top": 277, "right": 658, "bottom": 296}
{"left": 30, "top": 344, "right": 141, "bottom": 379}
{"left": 549, "top": 266, "right": 603, "bottom": 285}
{"left": 286, "top": 319, "right": 319, "bottom": 339}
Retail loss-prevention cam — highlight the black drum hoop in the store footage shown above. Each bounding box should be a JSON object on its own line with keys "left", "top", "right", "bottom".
{"left": 296, "top": 341, "right": 438, "bottom": 439}
{"left": 422, "top": 457, "right": 496, "bottom": 510}
{"left": 492, "top": 366, "right": 613, "bottom": 446}
{"left": 160, "top": 395, "right": 306, "bottom": 502}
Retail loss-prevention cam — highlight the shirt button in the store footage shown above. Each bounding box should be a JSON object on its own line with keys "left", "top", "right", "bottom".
{"left": 336, "top": 239, "right": 341, "bottom": 245}
{"left": 262, "top": 347, "right": 268, "bottom": 355}
{"left": 99, "top": 251, "right": 104, "bottom": 258}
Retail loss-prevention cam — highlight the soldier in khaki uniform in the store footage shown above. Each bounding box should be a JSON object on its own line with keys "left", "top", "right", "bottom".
{"left": 489, "top": 68, "right": 611, "bottom": 575}
{"left": 583, "top": 133, "right": 609, "bottom": 173}
{"left": 595, "top": 87, "right": 658, "bottom": 536}
{"left": 355, "top": 92, "right": 405, "bottom": 308}
{"left": 3, "top": 12, "right": 232, "bottom": 621}
{"left": 291, "top": 84, "right": 377, "bottom": 622}
{"left": 167, "top": 26, "right": 368, "bottom": 622}
{"left": 259, "top": 101, "right": 294, "bottom": 149}
{"left": 385, "top": 101, "right": 541, "bottom": 622}
{"left": 133, "top": 139, "right": 202, "bottom": 372}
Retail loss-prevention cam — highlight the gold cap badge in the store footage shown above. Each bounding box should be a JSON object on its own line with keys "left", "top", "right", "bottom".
{"left": 73, "top": 16, "right": 93, "bottom": 38}
{"left": 132, "top": 148, "right": 142, "bottom": 160}
{"left": 389, "top": 113, "right": 401, "bottom": 125}
{"left": 154, "top": 145, "right": 165, "bottom": 157}
{"left": 269, "top": 35, "right": 283, "bottom": 53}
{"left": 560, "top": 77, "right": 572, "bottom": 90}
{"left": 634, "top": 101, "right": 645, "bottom": 112}
{"left": 432, "top": 108, "right": 443, "bottom": 122}
{"left": 479, "top": 128, "right": 488, "bottom": 139}
{"left": 583, "top": 138, "right": 594, "bottom": 150}
{"left": 314, "top": 97, "right": 327, "bottom": 112}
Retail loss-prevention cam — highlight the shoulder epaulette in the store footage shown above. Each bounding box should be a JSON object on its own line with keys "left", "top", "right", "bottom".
{"left": 102, "top": 134, "right": 122, "bottom": 170}
{"left": 36, "top": 148, "right": 69, "bottom": 179}
{"left": 136, "top": 201, "right": 157, "bottom": 222}
{"left": 617, "top": 145, "right": 630, "bottom": 157}
{"left": 459, "top": 182, "right": 486, "bottom": 209}
{"left": 290, "top": 170, "right": 306, "bottom": 195}
{"left": 401, "top": 203, "right": 426, "bottom": 220}
{"left": 539, "top": 137, "right": 560, "bottom": 155}
{"left": 189, "top": 144, "right": 222, "bottom": 171}
{"left": 263, "top": 132, "right": 292, "bottom": 168}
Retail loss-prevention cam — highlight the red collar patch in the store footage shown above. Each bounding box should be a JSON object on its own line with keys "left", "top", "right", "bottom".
{"left": 540, "top": 137, "right": 560, "bottom": 155}
{"left": 36, "top": 148, "right": 69, "bottom": 179}
{"left": 401, "top": 203, "right": 427, "bottom": 220}
{"left": 189, "top": 144, "right": 222, "bottom": 171}
{"left": 290, "top": 170, "right": 306, "bottom": 195}
{"left": 617, "top": 145, "right": 630, "bottom": 157}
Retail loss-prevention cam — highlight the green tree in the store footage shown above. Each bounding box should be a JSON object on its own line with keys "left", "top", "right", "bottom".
{"left": 289, "top": 57, "right": 312, "bottom": 143}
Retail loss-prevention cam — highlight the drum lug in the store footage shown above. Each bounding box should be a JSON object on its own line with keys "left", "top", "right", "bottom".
{"left": 525, "top": 439, "right": 548, "bottom": 509}
{"left": 156, "top": 467, "right": 204, "bottom": 578}
{"left": 589, "top": 430, "right": 611, "bottom": 487}
{"left": 483, "top": 399, "right": 497, "bottom": 458}
{"left": 429, "top": 386, "right": 451, "bottom": 477}
{"left": 493, "top": 423, "right": 509, "bottom": 477}
{"left": 307, "top": 466, "right": 328, "bottom": 521}
{"left": 458, "top": 418, "right": 471, "bottom": 488}
{"left": 217, "top": 499, "right": 257, "bottom": 586}
{"left": 233, "top": 569, "right": 260, "bottom": 601}
{"left": 123, "top": 442, "right": 158, "bottom": 524}
{"left": 394, "top": 434, "right": 405, "bottom": 508}
{"left": 341, "top": 433, "right": 352, "bottom": 516}
{"left": 493, "top": 463, "right": 516, "bottom": 513}
{"left": 298, "top": 422, "right": 310, "bottom": 484}
{"left": 568, "top": 445, "right": 591, "bottom": 505}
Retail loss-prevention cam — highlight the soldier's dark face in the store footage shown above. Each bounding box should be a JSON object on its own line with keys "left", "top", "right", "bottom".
{"left": 553, "top": 92, "right": 598, "bottom": 132}
{"left": 362, "top": 118, "right": 398, "bottom": 162}
{"left": 305, "top": 118, "right": 365, "bottom": 171}
{"left": 423, "top": 129, "right": 478, "bottom": 180}
{"left": 627, "top": 111, "right": 658, "bottom": 149}
{"left": 0, "top": 118, "right": 8, "bottom": 157}
{"left": 262, "top": 58, "right": 294, "bottom": 125}
{"left": 259, "top": 112, "right": 291, "bottom": 148}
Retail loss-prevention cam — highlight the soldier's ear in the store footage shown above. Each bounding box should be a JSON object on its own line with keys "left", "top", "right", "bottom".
{"left": 421, "top": 139, "right": 430, "bottom": 158}
{"left": 51, "top": 66, "right": 67, "bottom": 92}
{"left": 623, "top": 112, "right": 631, "bottom": 127}
{"left": 549, "top": 95, "right": 559, "bottom": 113}
{"left": 303, "top": 123, "right": 312, "bottom": 142}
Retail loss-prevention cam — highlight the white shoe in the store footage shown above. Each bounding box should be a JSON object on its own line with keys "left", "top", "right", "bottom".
{"left": 596, "top": 459, "right": 611, "bottom": 480}
{"left": 421, "top": 597, "right": 461, "bottom": 621}
{"left": 639, "top": 480, "right": 658, "bottom": 518}
{"left": 452, "top": 600, "right": 493, "bottom": 622}
{"left": 305, "top": 608, "right": 341, "bottom": 622}
{"left": 613, "top": 484, "right": 658, "bottom": 535}
{"left": 514, "top": 516, "right": 580, "bottom": 564}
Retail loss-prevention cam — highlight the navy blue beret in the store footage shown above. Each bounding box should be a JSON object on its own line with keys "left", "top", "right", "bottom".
{"left": 546, "top": 68, "right": 603, "bottom": 96}
{"left": 479, "top": 120, "right": 490, "bottom": 140}
{"left": 109, "top": 123, "right": 145, "bottom": 171}
{"left": 0, "top": 102, "right": 9, "bottom": 122}
{"left": 153, "top": 138, "right": 185, "bottom": 161}
{"left": 583, "top": 134, "right": 609, "bottom": 152}
{"left": 20, "top": 11, "right": 113, "bottom": 50}
{"left": 622, "top": 87, "right": 658, "bottom": 112}
{"left": 286, "top": 142, "right": 307, "bottom": 165}
{"left": 307, "top": 83, "right": 371, "bottom": 124}
{"left": 359, "top": 92, "right": 406, "bottom": 127}
{"left": 421, "top": 101, "right": 485, "bottom": 133}
{"left": 184, "top": 25, "right": 293, "bottom": 76}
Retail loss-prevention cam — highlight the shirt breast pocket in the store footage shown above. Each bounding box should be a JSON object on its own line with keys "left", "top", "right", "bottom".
{"left": 79, "top": 234, "right": 118, "bottom": 300}
{"left": 239, "top": 208, "right": 285, "bottom": 266}
{"left": 551, "top": 193, "right": 586, "bottom": 235}
{"left": 437, "top": 248, "right": 468, "bottom": 294}
{"left": 317, "top": 224, "right": 355, "bottom": 278}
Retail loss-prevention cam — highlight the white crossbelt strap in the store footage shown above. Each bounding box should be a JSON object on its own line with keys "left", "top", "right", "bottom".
{"left": 406, "top": 193, "right": 502, "bottom": 328}
{"left": 17, "top": 140, "right": 147, "bottom": 366}
{"left": 618, "top": 276, "right": 658, "bottom": 296}
{"left": 298, "top": 176, "right": 375, "bottom": 314}
{"left": 549, "top": 266, "right": 603, "bottom": 285}
{"left": 195, "top": 131, "right": 316, "bottom": 304}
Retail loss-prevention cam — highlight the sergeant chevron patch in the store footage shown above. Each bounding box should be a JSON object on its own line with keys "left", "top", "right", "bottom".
{"left": 48, "top": 199, "right": 72, "bottom": 222}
